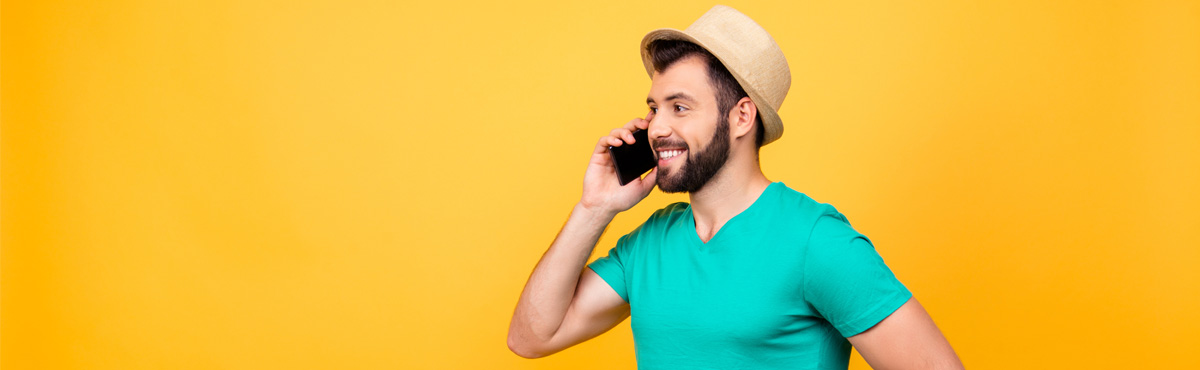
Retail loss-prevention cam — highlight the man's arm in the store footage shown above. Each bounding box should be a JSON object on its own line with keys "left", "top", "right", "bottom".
{"left": 847, "top": 298, "right": 965, "bottom": 370}
{"left": 507, "top": 118, "right": 656, "bottom": 358}
{"left": 506, "top": 204, "right": 630, "bottom": 358}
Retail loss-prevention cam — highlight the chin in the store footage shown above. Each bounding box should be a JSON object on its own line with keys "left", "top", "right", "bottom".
{"left": 655, "top": 177, "right": 686, "bottom": 194}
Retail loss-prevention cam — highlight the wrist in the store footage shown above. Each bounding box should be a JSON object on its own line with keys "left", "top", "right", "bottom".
{"left": 574, "top": 202, "right": 617, "bottom": 225}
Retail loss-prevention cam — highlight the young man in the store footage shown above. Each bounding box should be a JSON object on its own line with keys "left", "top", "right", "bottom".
{"left": 509, "top": 6, "right": 964, "bottom": 369}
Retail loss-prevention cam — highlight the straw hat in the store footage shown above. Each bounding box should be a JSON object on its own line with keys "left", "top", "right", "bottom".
{"left": 640, "top": 5, "right": 791, "bottom": 146}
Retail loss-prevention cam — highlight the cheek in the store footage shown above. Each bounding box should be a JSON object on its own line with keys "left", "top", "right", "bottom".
{"left": 683, "top": 121, "right": 717, "bottom": 149}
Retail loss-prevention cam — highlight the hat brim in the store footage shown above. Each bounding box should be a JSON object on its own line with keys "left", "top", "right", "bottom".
{"left": 639, "top": 28, "right": 784, "bottom": 146}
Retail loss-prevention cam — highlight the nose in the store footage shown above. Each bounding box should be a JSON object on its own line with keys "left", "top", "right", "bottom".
{"left": 647, "top": 114, "right": 671, "bottom": 147}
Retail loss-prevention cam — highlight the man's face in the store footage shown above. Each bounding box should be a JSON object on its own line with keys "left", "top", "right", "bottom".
{"left": 646, "top": 56, "right": 731, "bottom": 194}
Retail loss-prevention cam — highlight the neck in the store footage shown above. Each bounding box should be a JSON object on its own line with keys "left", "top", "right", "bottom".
{"left": 687, "top": 150, "right": 772, "bottom": 242}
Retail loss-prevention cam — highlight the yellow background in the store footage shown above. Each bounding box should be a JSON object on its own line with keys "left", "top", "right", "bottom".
{"left": 3, "top": 1, "right": 1198, "bottom": 369}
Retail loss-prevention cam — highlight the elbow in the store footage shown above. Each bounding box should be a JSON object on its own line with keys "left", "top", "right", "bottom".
{"left": 507, "top": 331, "right": 547, "bottom": 359}
{"left": 935, "top": 355, "right": 966, "bottom": 370}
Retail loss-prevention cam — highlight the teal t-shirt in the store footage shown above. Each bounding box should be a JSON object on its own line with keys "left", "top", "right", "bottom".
{"left": 587, "top": 182, "right": 912, "bottom": 370}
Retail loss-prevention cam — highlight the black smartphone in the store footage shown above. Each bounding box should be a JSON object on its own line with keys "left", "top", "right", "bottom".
{"left": 608, "top": 129, "right": 657, "bottom": 186}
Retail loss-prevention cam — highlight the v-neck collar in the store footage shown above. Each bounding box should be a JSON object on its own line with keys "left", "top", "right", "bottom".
{"left": 683, "top": 182, "right": 782, "bottom": 247}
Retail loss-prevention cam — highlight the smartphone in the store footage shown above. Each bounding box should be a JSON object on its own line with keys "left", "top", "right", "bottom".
{"left": 608, "top": 129, "right": 657, "bottom": 186}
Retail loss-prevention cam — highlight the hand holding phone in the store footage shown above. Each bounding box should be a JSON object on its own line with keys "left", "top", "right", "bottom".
{"left": 608, "top": 129, "right": 657, "bottom": 186}
{"left": 579, "top": 119, "right": 658, "bottom": 216}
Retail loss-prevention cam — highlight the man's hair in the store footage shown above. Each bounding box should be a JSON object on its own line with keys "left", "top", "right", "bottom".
{"left": 647, "top": 39, "right": 765, "bottom": 149}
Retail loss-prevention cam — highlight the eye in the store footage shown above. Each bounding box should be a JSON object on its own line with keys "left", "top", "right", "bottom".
{"left": 649, "top": 106, "right": 659, "bottom": 114}
{"left": 675, "top": 104, "right": 688, "bottom": 112}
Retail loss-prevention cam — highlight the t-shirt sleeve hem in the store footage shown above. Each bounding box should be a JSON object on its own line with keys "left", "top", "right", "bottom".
{"left": 835, "top": 289, "right": 914, "bottom": 338}
{"left": 586, "top": 264, "right": 629, "bottom": 303}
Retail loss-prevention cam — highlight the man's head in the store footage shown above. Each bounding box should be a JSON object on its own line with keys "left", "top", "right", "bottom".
{"left": 645, "top": 39, "right": 764, "bottom": 193}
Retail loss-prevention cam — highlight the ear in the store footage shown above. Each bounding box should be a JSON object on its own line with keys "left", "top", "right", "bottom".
{"left": 728, "top": 97, "right": 758, "bottom": 141}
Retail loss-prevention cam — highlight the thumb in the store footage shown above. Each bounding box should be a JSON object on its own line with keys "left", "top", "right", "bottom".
{"left": 639, "top": 167, "right": 658, "bottom": 193}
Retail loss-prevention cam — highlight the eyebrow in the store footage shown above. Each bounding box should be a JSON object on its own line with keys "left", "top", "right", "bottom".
{"left": 646, "top": 92, "right": 697, "bottom": 105}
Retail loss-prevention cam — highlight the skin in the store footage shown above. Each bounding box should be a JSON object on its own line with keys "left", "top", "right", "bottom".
{"left": 507, "top": 55, "right": 965, "bottom": 369}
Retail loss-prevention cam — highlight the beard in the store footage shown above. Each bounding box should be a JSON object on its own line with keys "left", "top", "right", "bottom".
{"left": 654, "top": 114, "right": 731, "bottom": 194}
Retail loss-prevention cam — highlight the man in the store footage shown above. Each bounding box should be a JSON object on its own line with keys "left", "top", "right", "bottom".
{"left": 508, "top": 6, "right": 964, "bottom": 369}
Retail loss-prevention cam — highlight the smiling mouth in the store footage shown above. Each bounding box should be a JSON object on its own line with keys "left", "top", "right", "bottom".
{"left": 657, "top": 148, "right": 687, "bottom": 165}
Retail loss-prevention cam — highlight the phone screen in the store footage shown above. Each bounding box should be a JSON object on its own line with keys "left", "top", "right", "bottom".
{"left": 608, "top": 129, "right": 657, "bottom": 186}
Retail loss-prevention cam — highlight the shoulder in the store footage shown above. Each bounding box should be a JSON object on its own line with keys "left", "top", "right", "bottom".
{"left": 768, "top": 182, "right": 843, "bottom": 228}
{"left": 784, "top": 189, "right": 870, "bottom": 250}
{"left": 607, "top": 202, "right": 689, "bottom": 256}
{"left": 637, "top": 201, "right": 690, "bottom": 224}
{"left": 617, "top": 201, "right": 689, "bottom": 236}
{"left": 760, "top": 183, "right": 868, "bottom": 252}
{"left": 652, "top": 201, "right": 690, "bottom": 219}
{"left": 627, "top": 201, "right": 689, "bottom": 234}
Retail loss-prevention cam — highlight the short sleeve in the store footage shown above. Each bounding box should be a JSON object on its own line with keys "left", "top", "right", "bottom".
{"left": 587, "top": 233, "right": 633, "bottom": 303}
{"left": 803, "top": 211, "right": 912, "bottom": 337}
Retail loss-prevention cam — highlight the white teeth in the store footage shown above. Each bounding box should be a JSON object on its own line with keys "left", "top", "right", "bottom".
{"left": 659, "top": 149, "right": 684, "bottom": 160}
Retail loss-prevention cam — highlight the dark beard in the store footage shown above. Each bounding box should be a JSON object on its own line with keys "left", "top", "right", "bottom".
{"left": 656, "top": 114, "right": 730, "bottom": 193}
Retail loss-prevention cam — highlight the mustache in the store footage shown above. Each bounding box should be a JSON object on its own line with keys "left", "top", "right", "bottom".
{"left": 652, "top": 138, "right": 688, "bottom": 151}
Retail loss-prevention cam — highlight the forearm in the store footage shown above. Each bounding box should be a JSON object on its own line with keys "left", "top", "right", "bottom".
{"left": 510, "top": 203, "right": 615, "bottom": 341}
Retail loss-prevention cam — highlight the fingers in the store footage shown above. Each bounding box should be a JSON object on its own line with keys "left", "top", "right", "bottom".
{"left": 595, "top": 135, "right": 619, "bottom": 155}
{"left": 598, "top": 118, "right": 651, "bottom": 154}
{"left": 624, "top": 118, "right": 651, "bottom": 136}
{"left": 639, "top": 167, "right": 658, "bottom": 193}
{"left": 609, "top": 128, "right": 635, "bottom": 146}
{"left": 610, "top": 128, "right": 632, "bottom": 144}
{"left": 593, "top": 132, "right": 625, "bottom": 160}
{"left": 610, "top": 118, "right": 651, "bottom": 146}
{"left": 625, "top": 118, "right": 649, "bottom": 132}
